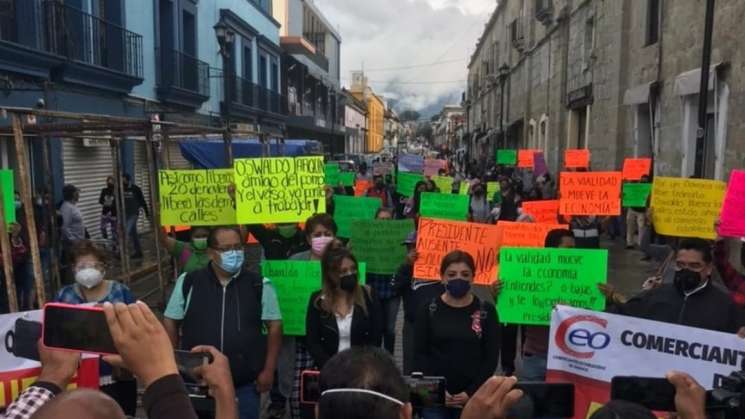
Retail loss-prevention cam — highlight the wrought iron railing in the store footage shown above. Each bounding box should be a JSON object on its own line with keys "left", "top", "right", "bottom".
{"left": 156, "top": 47, "right": 210, "bottom": 96}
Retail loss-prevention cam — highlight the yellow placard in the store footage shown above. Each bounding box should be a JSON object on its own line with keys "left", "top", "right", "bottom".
{"left": 650, "top": 177, "right": 726, "bottom": 239}
{"left": 234, "top": 157, "right": 326, "bottom": 224}
{"left": 159, "top": 169, "right": 236, "bottom": 226}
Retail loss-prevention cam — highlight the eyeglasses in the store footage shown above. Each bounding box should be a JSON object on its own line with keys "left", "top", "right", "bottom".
{"left": 213, "top": 245, "right": 243, "bottom": 252}
{"left": 675, "top": 260, "right": 707, "bottom": 272}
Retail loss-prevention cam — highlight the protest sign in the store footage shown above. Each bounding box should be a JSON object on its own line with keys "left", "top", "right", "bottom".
{"left": 497, "top": 149, "right": 517, "bottom": 166}
{"left": 719, "top": 170, "right": 745, "bottom": 238}
{"left": 262, "top": 261, "right": 321, "bottom": 336}
{"left": 235, "top": 157, "right": 325, "bottom": 224}
{"left": 0, "top": 310, "right": 99, "bottom": 408}
{"left": 0, "top": 170, "right": 15, "bottom": 224}
{"left": 159, "top": 169, "right": 235, "bottom": 226}
{"left": 397, "top": 172, "right": 424, "bottom": 197}
{"left": 460, "top": 180, "right": 470, "bottom": 195}
{"left": 373, "top": 161, "right": 394, "bottom": 176}
{"left": 354, "top": 180, "right": 371, "bottom": 197}
{"left": 432, "top": 176, "right": 455, "bottom": 194}
{"left": 419, "top": 192, "right": 469, "bottom": 221}
{"left": 651, "top": 177, "right": 726, "bottom": 240}
{"left": 498, "top": 248, "right": 607, "bottom": 325}
{"left": 339, "top": 172, "right": 356, "bottom": 187}
{"left": 349, "top": 219, "right": 415, "bottom": 274}
{"left": 517, "top": 150, "right": 538, "bottom": 169}
{"left": 424, "top": 159, "right": 448, "bottom": 177}
{"left": 414, "top": 218, "right": 502, "bottom": 285}
{"left": 559, "top": 172, "right": 622, "bottom": 216}
{"left": 324, "top": 163, "right": 340, "bottom": 186}
{"left": 496, "top": 221, "right": 568, "bottom": 248}
{"left": 333, "top": 195, "right": 381, "bottom": 238}
{"left": 622, "top": 183, "right": 652, "bottom": 208}
{"left": 547, "top": 306, "right": 745, "bottom": 418}
{"left": 534, "top": 152, "right": 548, "bottom": 177}
{"left": 622, "top": 158, "right": 652, "bottom": 180}
{"left": 398, "top": 154, "right": 424, "bottom": 173}
{"left": 564, "top": 149, "right": 590, "bottom": 169}
{"left": 521, "top": 200, "right": 559, "bottom": 224}
{"left": 487, "top": 182, "right": 501, "bottom": 201}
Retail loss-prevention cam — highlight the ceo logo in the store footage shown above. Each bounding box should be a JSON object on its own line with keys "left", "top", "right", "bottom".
{"left": 554, "top": 315, "right": 610, "bottom": 359}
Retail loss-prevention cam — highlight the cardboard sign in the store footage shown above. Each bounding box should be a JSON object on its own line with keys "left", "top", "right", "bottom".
{"left": 159, "top": 169, "right": 235, "bottom": 226}
{"left": 324, "top": 163, "right": 340, "bottom": 186}
{"left": 424, "top": 159, "right": 448, "bottom": 177}
{"left": 518, "top": 150, "right": 538, "bottom": 169}
{"left": 559, "top": 172, "right": 622, "bottom": 216}
{"left": 534, "top": 152, "right": 548, "bottom": 177}
{"left": 496, "top": 221, "right": 569, "bottom": 248}
{"left": 564, "top": 149, "right": 590, "bottom": 169}
{"left": 622, "top": 158, "right": 652, "bottom": 180}
{"left": 397, "top": 172, "right": 424, "bottom": 197}
{"left": 498, "top": 248, "right": 608, "bottom": 325}
{"left": 333, "top": 195, "right": 382, "bottom": 238}
{"left": 354, "top": 180, "right": 371, "bottom": 197}
{"left": 0, "top": 170, "right": 15, "bottom": 225}
{"left": 419, "top": 192, "right": 470, "bottom": 221}
{"left": 349, "top": 219, "right": 415, "bottom": 275}
{"left": 497, "top": 150, "right": 517, "bottom": 166}
{"left": 339, "top": 172, "right": 356, "bottom": 187}
{"left": 720, "top": 170, "right": 745, "bottom": 238}
{"left": 235, "top": 157, "right": 325, "bottom": 224}
{"left": 432, "top": 176, "right": 456, "bottom": 194}
{"left": 414, "top": 218, "right": 502, "bottom": 285}
{"left": 398, "top": 154, "right": 424, "bottom": 173}
{"left": 651, "top": 177, "right": 726, "bottom": 240}
{"left": 262, "top": 261, "right": 321, "bottom": 336}
{"left": 521, "top": 200, "right": 560, "bottom": 224}
{"left": 547, "top": 306, "right": 745, "bottom": 418}
{"left": 622, "top": 183, "right": 652, "bottom": 208}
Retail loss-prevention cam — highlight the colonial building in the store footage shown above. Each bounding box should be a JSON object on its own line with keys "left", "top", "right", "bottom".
{"left": 432, "top": 105, "right": 465, "bottom": 151}
{"left": 342, "top": 89, "right": 367, "bottom": 154}
{"left": 349, "top": 71, "right": 385, "bottom": 153}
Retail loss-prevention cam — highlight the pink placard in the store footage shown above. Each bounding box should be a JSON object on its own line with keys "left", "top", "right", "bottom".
{"left": 719, "top": 170, "right": 745, "bottom": 238}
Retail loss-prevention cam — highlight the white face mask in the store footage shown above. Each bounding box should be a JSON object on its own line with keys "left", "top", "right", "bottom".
{"left": 75, "top": 268, "right": 104, "bottom": 289}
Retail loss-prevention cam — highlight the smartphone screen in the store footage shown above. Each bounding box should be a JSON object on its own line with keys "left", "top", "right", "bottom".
{"left": 405, "top": 375, "right": 446, "bottom": 409}
{"left": 514, "top": 382, "right": 575, "bottom": 418}
{"left": 610, "top": 376, "right": 676, "bottom": 412}
{"left": 301, "top": 370, "right": 321, "bottom": 404}
{"left": 42, "top": 304, "right": 117, "bottom": 355}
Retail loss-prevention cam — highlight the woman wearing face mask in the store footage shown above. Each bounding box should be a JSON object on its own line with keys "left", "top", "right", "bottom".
{"left": 468, "top": 181, "right": 493, "bottom": 224}
{"left": 289, "top": 214, "right": 337, "bottom": 261}
{"left": 413, "top": 250, "right": 500, "bottom": 419}
{"left": 54, "top": 240, "right": 137, "bottom": 415}
{"left": 159, "top": 226, "right": 212, "bottom": 274}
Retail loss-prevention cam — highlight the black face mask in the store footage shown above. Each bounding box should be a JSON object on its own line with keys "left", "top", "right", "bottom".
{"left": 339, "top": 273, "right": 358, "bottom": 292}
{"left": 674, "top": 269, "right": 703, "bottom": 292}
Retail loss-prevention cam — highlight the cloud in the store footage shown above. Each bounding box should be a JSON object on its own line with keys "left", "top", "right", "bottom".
{"left": 312, "top": 0, "right": 495, "bottom": 114}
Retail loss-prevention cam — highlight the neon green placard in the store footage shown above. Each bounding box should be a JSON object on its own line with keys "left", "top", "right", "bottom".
{"left": 324, "top": 163, "right": 340, "bottom": 186}
{"left": 622, "top": 183, "right": 652, "bottom": 207}
{"left": 0, "top": 170, "right": 15, "bottom": 225}
{"left": 497, "top": 150, "right": 517, "bottom": 165}
{"left": 332, "top": 195, "right": 382, "bottom": 238}
{"left": 419, "top": 192, "right": 469, "bottom": 221}
{"left": 349, "top": 219, "right": 415, "bottom": 275}
{"left": 397, "top": 172, "right": 424, "bottom": 197}
{"left": 262, "top": 260, "right": 321, "bottom": 336}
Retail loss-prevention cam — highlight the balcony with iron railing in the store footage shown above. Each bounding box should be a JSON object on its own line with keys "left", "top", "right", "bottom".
{"left": 224, "top": 74, "right": 283, "bottom": 118}
{"left": 0, "top": 0, "right": 63, "bottom": 78}
{"left": 156, "top": 48, "right": 210, "bottom": 108}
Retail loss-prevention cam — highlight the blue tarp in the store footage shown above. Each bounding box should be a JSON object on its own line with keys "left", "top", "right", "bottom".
{"left": 178, "top": 138, "right": 322, "bottom": 169}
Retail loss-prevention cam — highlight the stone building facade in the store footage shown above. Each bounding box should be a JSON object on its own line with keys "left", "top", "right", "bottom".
{"left": 464, "top": 0, "right": 744, "bottom": 180}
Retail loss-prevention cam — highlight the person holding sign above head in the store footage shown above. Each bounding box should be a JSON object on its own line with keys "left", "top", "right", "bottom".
{"left": 413, "top": 250, "right": 500, "bottom": 419}
{"left": 246, "top": 222, "right": 308, "bottom": 261}
{"left": 159, "top": 226, "right": 211, "bottom": 275}
{"left": 163, "top": 226, "right": 283, "bottom": 419}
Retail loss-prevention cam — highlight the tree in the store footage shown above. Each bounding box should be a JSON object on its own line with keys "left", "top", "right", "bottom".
{"left": 399, "top": 110, "right": 421, "bottom": 122}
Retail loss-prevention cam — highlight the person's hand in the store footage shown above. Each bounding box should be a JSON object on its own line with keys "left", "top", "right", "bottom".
{"left": 642, "top": 276, "right": 663, "bottom": 291}
{"left": 666, "top": 371, "right": 706, "bottom": 419}
{"left": 37, "top": 340, "right": 80, "bottom": 389}
{"left": 598, "top": 283, "right": 626, "bottom": 304}
{"left": 449, "top": 392, "right": 469, "bottom": 406}
{"left": 255, "top": 368, "right": 274, "bottom": 393}
{"left": 490, "top": 279, "right": 503, "bottom": 299}
{"left": 461, "top": 376, "right": 523, "bottom": 419}
{"left": 103, "top": 301, "right": 178, "bottom": 387}
{"left": 191, "top": 346, "right": 235, "bottom": 399}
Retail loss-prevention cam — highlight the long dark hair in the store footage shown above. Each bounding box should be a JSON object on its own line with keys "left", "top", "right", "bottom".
{"left": 315, "top": 241, "right": 368, "bottom": 316}
{"left": 411, "top": 181, "right": 428, "bottom": 214}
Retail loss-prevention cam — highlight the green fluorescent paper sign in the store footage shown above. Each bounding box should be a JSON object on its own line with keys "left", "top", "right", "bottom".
{"left": 349, "top": 219, "right": 415, "bottom": 275}
{"left": 419, "top": 192, "right": 469, "bottom": 221}
{"left": 0, "top": 170, "right": 15, "bottom": 225}
{"left": 622, "top": 183, "right": 652, "bottom": 207}
{"left": 325, "top": 163, "right": 340, "bottom": 186}
{"left": 498, "top": 247, "right": 608, "bottom": 325}
{"left": 397, "top": 172, "right": 424, "bottom": 197}
{"left": 339, "top": 172, "right": 356, "bottom": 187}
{"left": 432, "top": 176, "right": 455, "bottom": 194}
{"left": 497, "top": 150, "right": 518, "bottom": 165}
{"left": 262, "top": 261, "right": 321, "bottom": 336}
{"left": 333, "top": 195, "right": 382, "bottom": 238}
{"left": 487, "top": 182, "right": 501, "bottom": 203}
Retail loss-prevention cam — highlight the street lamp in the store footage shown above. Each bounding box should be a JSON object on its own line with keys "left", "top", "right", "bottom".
{"left": 214, "top": 21, "right": 235, "bottom": 165}
{"left": 497, "top": 63, "right": 510, "bottom": 150}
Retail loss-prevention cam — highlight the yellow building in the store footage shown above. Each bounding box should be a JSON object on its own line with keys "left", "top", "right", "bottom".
{"left": 350, "top": 71, "right": 385, "bottom": 152}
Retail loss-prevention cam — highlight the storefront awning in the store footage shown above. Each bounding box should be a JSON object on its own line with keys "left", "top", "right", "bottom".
{"left": 623, "top": 82, "right": 654, "bottom": 105}
{"left": 674, "top": 63, "right": 723, "bottom": 96}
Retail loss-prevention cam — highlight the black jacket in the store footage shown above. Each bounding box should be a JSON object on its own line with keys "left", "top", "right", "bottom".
{"left": 248, "top": 224, "right": 308, "bottom": 260}
{"left": 305, "top": 288, "right": 383, "bottom": 368}
{"left": 615, "top": 280, "right": 744, "bottom": 333}
{"left": 392, "top": 262, "right": 445, "bottom": 323}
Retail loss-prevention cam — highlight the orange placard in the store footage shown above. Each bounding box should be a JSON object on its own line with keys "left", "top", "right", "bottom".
{"left": 518, "top": 149, "right": 540, "bottom": 168}
{"left": 163, "top": 225, "right": 192, "bottom": 233}
{"left": 622, "top": 158, "right": 652, "bottom": 180}
{"left": 496, "top": 221, "right": 568, "bottom": 247}
{"left": 354, "top": 180, "right": 371, "bottom": 197}
{"left": 559, "top": 172, "right": 623, "bottom": 216}
{"left": 414, "top": 218, "right": 502, "bottom": 285}
{"left": 521, "top": 200, "right": 560, "bottom": 224}
{"left": 564, "top": 149, "right": 591, "bottom": 169}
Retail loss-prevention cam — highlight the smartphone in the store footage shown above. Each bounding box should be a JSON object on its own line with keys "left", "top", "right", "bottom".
{"left": 301, "top": 370, "right": 321, "bottom": 404}
{"left": 175, "top": 350, "right": 214, "bottom": 382}
{"left": 5, "top": 318, "right": 42, "bottom": 361}
{"left": 610, "top": 376, "right": 676, "bottom": 412}
{"left": 42, "top": 303, "right": 117, "bottom": 355}
{"left": 405, "top": 373, "right": 446, "bottom": 409}
{"left": 514, "top": 382, "right": 575, "bottom": 418}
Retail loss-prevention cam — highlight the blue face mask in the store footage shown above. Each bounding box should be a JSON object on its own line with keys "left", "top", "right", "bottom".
{"left": 218, "top": 250, "right": 244, "bottom": 274}
{"left": 446, "top": 278, "right": 471, "bottom": 299}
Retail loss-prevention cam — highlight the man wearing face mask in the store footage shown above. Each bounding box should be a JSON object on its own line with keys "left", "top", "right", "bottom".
{"left": 163, "top": 226, "right": 283, "bottom": 419}
{"left": 159, "top": 226, "right": 212, "bottom": 274}
{"left": 99, "top": 176, "right": 117, "bottom": 244}
{"left": 614, "top": 238, "right": 745, "bottom": 334}
{"left": 247, "top": 222, "right": 308, "bottom": 261}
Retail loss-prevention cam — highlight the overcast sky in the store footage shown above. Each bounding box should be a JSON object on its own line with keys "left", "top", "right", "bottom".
{"left": 312, "top": 0, "right": 496, "bottom": 115}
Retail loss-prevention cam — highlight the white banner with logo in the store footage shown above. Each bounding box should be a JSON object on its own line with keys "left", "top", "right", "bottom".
{"left": 546, "top": 305, "right": 745, "bottom": 418}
